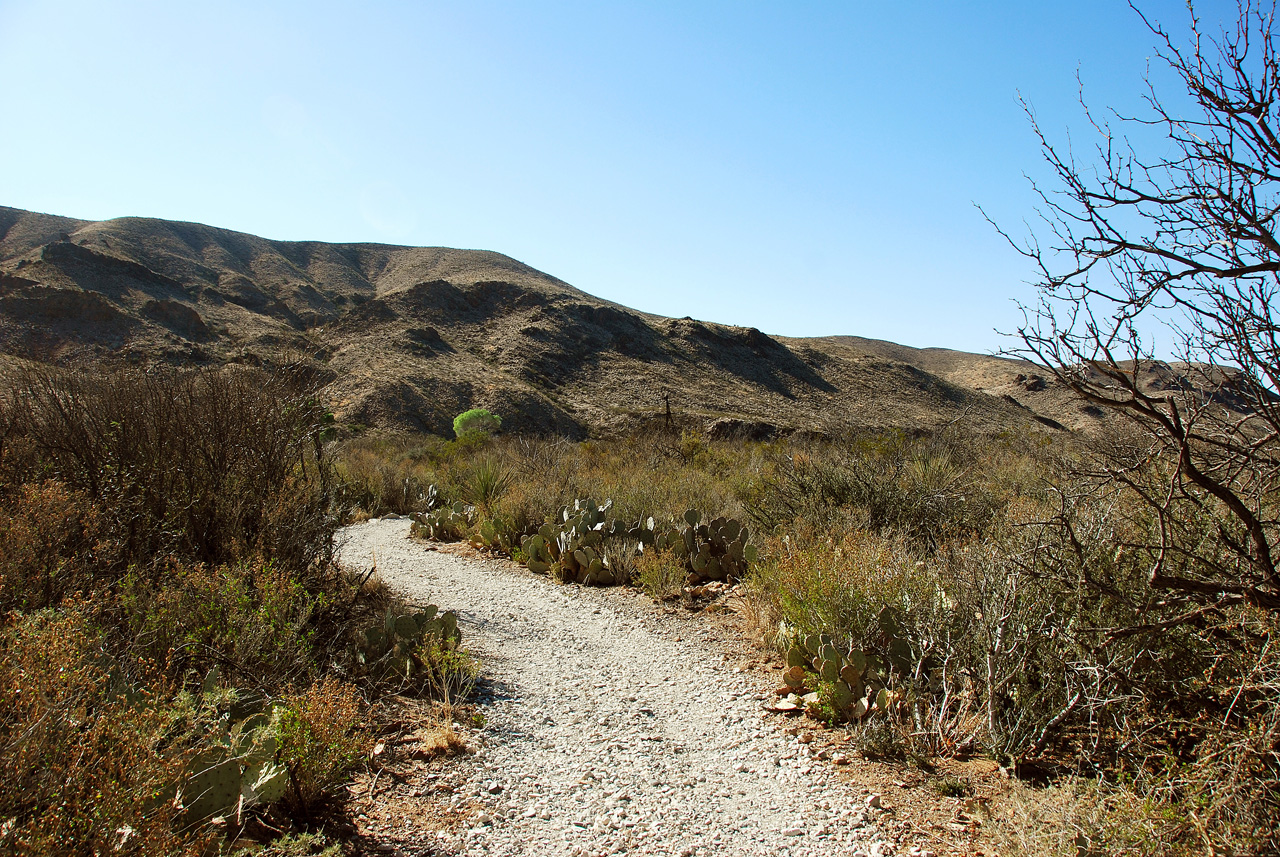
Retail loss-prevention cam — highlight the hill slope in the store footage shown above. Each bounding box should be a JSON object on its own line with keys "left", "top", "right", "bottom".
{"left": 0, "top": 205, "right": 1085, "bottom": 438}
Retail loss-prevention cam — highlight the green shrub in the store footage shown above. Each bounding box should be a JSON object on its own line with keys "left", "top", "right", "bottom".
{"left": 120, "top": 558, "right": 329, "bottom": 693}
{"left": 746, "top": 429, "right": 1004, "bottom": 549}
{"left": 275, "top": 678, "right": 370, "bottom": 818}
{"left": 417, "top": 637, "right": 480, "bottom": 701}
{"left": 453, "top": 408, "right": 501, "bottom": 439}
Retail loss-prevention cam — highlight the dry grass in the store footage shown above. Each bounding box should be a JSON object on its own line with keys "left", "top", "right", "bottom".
{"left": 414, "top": 712, "right": 470, "bottom": 760}
{"left": 991, "top": 778, "right": 1235, "bottom": 857}
{"left": 635, "top": 547, "right": 686, "bottom": 601}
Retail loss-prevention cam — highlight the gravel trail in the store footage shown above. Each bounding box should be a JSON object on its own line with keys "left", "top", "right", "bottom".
{"left": 339, "top": 519, "right": 892, "bottom": 857}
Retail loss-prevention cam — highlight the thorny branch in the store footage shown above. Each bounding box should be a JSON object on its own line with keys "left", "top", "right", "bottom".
{"left": 990, "top": 1, "right": 1280, "bottom": 616}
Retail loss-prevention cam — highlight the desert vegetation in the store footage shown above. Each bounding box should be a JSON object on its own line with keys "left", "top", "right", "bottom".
{"left": 0, "top": 363, "right": 475, "bottom": 855}
{"left": 337, "top": 414, "right": 1277, "bottom": 854}
{"left": 5, "top": 3, "right": 1279, "bottom": 853}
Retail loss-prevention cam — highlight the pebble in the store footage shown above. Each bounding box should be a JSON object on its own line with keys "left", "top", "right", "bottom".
{"left": 341, "top": 519, "right": 893, "bottom": 856}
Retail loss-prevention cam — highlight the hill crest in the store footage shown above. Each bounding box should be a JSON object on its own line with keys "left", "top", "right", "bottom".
{"left": 0, "top": 205, "right": 1103, "bottom": 438}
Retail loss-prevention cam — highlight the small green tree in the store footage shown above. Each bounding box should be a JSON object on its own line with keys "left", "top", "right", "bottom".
{"left": 453, "top": 408, "right": 501, "bottom": 439}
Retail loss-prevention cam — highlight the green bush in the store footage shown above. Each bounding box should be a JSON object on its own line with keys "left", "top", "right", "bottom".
{"left": 120, "top": 558, "right": 330, "bottom": 693}
{"left": 635, "top": 547, "right": 685, "bottom": 601}
{"left": 453, "top": 408, "right": 501, "bottom": 438}
{"left": 275, "top": 678, "right": 370, "bottom": 817}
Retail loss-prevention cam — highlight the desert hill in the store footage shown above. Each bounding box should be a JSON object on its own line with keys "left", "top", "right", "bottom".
{"left": 0, "top": 204, "right": 1116, "bottom": 438}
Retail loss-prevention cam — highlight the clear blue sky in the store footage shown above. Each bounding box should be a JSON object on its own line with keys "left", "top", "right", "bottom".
{"left": 0, "top": 1, "right": 1221, "bottom": 353}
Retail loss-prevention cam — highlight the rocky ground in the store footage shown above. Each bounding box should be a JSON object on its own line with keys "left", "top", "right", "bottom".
{"left": 336, "top": 518, "right": 1001, "bottom": 857}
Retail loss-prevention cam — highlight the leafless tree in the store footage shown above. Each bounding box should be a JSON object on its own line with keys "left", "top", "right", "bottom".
{"left": 991, "top": 1, "right": 1280, "bottom": 617}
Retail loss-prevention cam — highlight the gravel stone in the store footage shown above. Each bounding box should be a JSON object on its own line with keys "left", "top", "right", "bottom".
{"left": 340, "top": 519, "right": 891, "bottom": 856}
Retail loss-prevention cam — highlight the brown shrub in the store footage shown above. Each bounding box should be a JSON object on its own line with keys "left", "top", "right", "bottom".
{"left": 0, "top": 480, "right": 114, "bottom": 611}
{"left": 0, "top": 608, "right": 208, "bottom": 856}
{"left": 4, "top": 364, "right": 336, "bottom": 579}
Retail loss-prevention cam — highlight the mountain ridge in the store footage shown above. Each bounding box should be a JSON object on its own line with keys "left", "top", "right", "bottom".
{"left": 0, "top": 205, "right": 1097, "bottom": 438}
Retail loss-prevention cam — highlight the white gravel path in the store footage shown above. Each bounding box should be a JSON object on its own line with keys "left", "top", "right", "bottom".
{"left": 339, "top": 519, "right": 892, "bottom": 857}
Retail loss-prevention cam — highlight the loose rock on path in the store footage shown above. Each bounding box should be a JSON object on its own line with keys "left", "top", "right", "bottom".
{"left": 339, "top": 519, "right": 894, "bottom": 857}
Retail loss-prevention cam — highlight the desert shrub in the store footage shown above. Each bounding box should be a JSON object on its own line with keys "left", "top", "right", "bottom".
{"left": 334, "top": 437, "right": 441, "bottom": 517}
{"left": 748, "top": 528, "right": 931, "bottom": 649}
{"left": 121, "top": 558, "right": 330, "bottom": 693}
{"left": 453, "top": 408, "right": 501, "bottom": 438}
{"left": 4, "top": 364, "right": 337, "bottom": 578}
{"left": 0, "top": 362, "right": 402, "bottom": 849}
{"left": 488, "top": 480, "right": 559, "bottom": 544}
{"left": 0, "top": 480, "right": 114, "bottom": 611}
{"left": 848, "top": 713, "right": 909, "bottom": 760}
{"left": 0, "top": 608, "right": 208, "bottom": 856}
{"left": 386, "top": 432, "right": 752, "bottom": 553}
{"left": 746, "top": 428, "right": 1012, "bottom": 549}
{"left": 635, "top": 547, "right": 685, "bottom": 601}
{"left": 417, "top": 637, "right": 480, "bottom": 701}
{"left": 275, "top": 677, "right": 370, "bottom": 817}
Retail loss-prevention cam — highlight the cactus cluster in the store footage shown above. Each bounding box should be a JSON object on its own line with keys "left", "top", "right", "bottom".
{"left": 777, "top": 631, "right": 902, "bottom": 723}
{"left": 355, "top": 604, "right": 462, "bottom": 682}
{"left": 473, "top": 516, "right": 518, "bottom": 553}
{"left": 176, "top": 669, "right": 289, "bottom": 824}
{"left": 412, "top": 499, "right": 475, "bottom": 541}
{"left": 516, "top": 501, "right": 760, "bottom": 588}
{"left": 652, "top": 509, "right": 758, "bottom": 583}
{"left": 520, "top": 498, "right": 639, "bottom": 585}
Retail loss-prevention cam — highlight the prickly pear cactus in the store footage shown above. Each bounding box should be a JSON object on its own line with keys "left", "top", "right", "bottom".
{"left": 665, "top": 510, "right": 756, "bottom": 584}
{"left": 514, "top": 502, "right": 760, "bottom": 590}
{"left": 517, "top": 498, "right": 638, "bottom": 586}
{"left": 411, "top": 495, "right": 475, "bottom": 541}
{"left": 472, "top": 516, "right": 520, "bottom": 553}
{"left": 176, "top": 675, "right": 292, "bottom": 825}
{"left": 354, "top": 603, "right": 463, "bottom": 684}
{"left": 774, "top": 634, "right": 905, "bottom": 724}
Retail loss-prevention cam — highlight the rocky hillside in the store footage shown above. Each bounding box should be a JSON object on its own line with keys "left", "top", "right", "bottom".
{"left": 0, "top": 204, "right": 1122, "bottom": 438}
